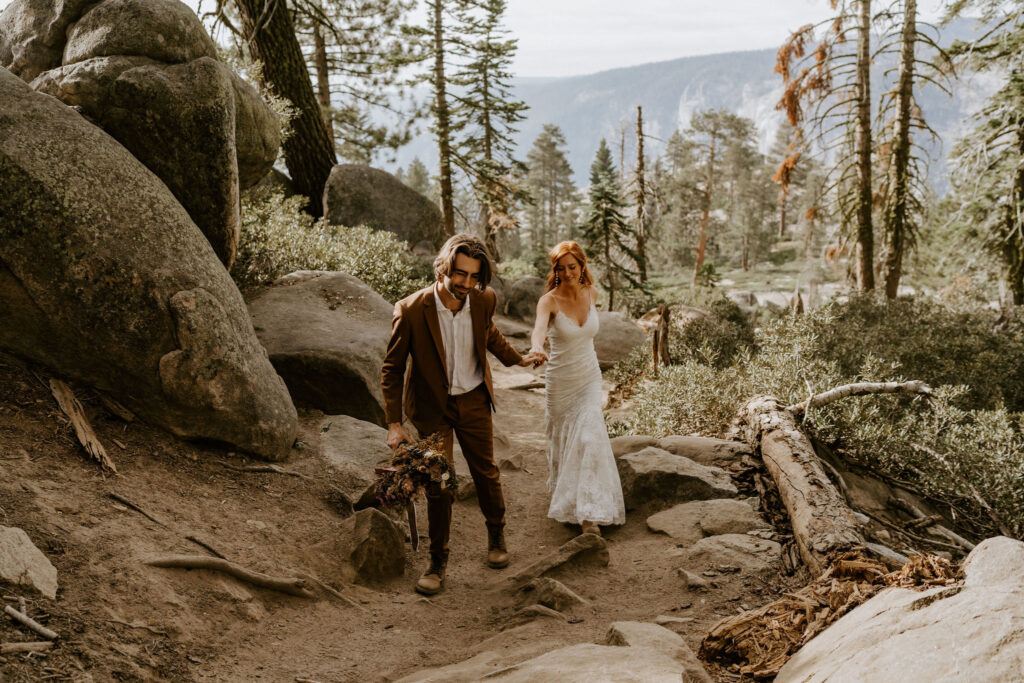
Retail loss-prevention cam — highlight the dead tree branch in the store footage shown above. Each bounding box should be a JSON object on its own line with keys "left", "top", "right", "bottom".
{"left": 49, "top": 379, "right": 117, "bottom": 472}
{"left": 1, "top": 641, "right": 53, "bottom": 653}
{"left": 108, "top": 493, "right": 169, "bottom": 528}
{"left": 4, "top": 605, "right": 58, "bottom": 640}
{"left": 145, "top": 555, "right": 315, "bottom": 598}
{"left": 787, "top": 380, "right": 933, "bottom": 414}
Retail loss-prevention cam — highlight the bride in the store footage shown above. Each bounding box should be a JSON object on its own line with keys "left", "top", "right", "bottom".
{"left": 528, "top": 241, "right": 626, "bottom": 536}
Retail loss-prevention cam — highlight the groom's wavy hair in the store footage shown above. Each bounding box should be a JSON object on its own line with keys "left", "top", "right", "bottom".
{"left": 434, "top": 233, "right": 494, "bottom": 289}
{"left": 545, "top": 241, "right": 594, "bottom": 292}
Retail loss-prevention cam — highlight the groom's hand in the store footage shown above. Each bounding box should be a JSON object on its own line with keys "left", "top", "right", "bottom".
{"left": 519, "top": 351, "right": 547, "bottom": 368}
{"left": 387, "top": 422, "right": 412, "bottom": 451}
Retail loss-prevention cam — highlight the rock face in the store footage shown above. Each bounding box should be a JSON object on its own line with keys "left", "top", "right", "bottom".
{"left": 614, "top": 434, "right": 751, "bottom": 468}
{"left": 0, "top": 68, "right": 296, "bottom": 459}
{"left": 320, "top": 415, "right": 391, "bottom": 510}
{"left": 594, "top": 312, "right": 647, "bottom": 370}
{"left": 248, "top": 271, "right": 393, "bottom": 425}
{"left": 647, "top": 499, "right": 767, "bottom": 545}
{"left": 503, "top": 276, "right": 546, "bottom": 320}
{"left": 605, "top": 622, "right": 713, "bottom": 683}
{"left": 617, "top": 447, "right": 737, "bottom": 510}
{"left": 0, "top": 527, "right": 58, "bottom": 599}
{"left": 678, "top": 534, "right": 782, "bottom": 573}
{"left": 0, "top": 0, "right": 280, "bottom": 267}
{"left": 488, "top": 643, "right": 686, "bottom": 682}
{"left": 323, "top": 164, "right": 444, "bottom": 248}
{"left": 778, "top": 536, "right": 1024, "bottom": 683}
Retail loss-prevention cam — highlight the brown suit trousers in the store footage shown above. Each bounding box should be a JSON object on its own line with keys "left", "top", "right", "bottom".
{"left": 381, "top": 285, "right": 523, "bottom": 559}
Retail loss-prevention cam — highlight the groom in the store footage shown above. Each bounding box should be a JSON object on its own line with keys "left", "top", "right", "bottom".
{"left": 381, "top": 234, "right": 544, "bottom": 595}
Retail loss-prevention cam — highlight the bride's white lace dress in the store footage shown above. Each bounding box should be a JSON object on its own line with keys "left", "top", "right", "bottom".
{"left": 544, "top": 302, "right": 626, "bottom": 525}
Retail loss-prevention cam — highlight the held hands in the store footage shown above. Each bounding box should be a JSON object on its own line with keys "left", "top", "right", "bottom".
{"left": 519, "top": 350, "right": 548, "bottom": 368}
{"left": 386, "top": 422, "right": 413, "bottom": 451}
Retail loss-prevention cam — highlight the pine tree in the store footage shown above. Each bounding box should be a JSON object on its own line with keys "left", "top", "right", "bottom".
{"left": 524, "top": 125, "right": 578, "bottom": 247}
{"left": 449, "top": 0, "right": 528, "bottom": 261}
{"left": 947, "top": 1, "right": 1024, "bottom": 303}
{"left": 293, "top": 0, "right": 417, "bottom": 164}
{"left": 581, "top": 140, "right": 640, "bottom": 311}
{"left": 403, "top": 157, "right": 432, "bottom": 197}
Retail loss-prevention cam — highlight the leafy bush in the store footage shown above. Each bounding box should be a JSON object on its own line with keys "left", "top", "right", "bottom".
{"left": 233, "top": 190, "right": 430, "bottom": 301}
{"left": 500, "top": 257, "right": 543, "bottom": 282}
{"left": 617, "top": 295, "right": 1024, "bottom": 538}
{"left": 669, "top": 297, "right": 756, "bottom": 368}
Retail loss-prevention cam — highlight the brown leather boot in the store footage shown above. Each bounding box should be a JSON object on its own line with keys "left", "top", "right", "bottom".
{"left": 581, "top": 521, "right": 601, "bottom": 537}
{"left": 487, "top": 525, "right": 510, "bottom": 568}
{"left": 415, "top": 554, "right": 447, "bottom": 595}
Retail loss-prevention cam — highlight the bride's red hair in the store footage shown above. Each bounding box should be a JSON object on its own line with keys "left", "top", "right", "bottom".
{"left": 545, "top": 241, "right": 594, "bottom": 292}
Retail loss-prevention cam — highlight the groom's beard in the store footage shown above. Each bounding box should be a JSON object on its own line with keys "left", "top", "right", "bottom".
{"left": 446, "top": 281, "right": 469, "bottom": 300}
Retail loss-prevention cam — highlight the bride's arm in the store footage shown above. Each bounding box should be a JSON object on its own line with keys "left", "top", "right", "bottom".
{"left": 529, "top": 293, "right": 554, "bottom": 356}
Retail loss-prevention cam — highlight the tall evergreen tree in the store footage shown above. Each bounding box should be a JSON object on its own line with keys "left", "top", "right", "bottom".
{"left": 581, "top": 140, "right": 640, "bottom": 311}
{"left": 450, "top": 0, "right": 528, "bottom": 261}
{"left": 524, "top": 125, "right": 578, "bottom": 247}
{"left": 402, "top": 157, "right": 432, "bottom": 196}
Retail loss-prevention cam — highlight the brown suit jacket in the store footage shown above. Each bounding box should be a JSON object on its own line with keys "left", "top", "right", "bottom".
{"left": 381, "top": 284, "right": 522, "bottom": 428}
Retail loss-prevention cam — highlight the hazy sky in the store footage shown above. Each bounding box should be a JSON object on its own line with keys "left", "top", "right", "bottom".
{"left": 0, "top": 0, "right": 952, "bottom": 78}
{"left": 500, "top": 0, "right": 949, "bottom": 77}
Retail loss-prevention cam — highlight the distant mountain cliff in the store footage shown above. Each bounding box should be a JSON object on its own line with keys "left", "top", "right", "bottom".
{"left": 388, "top": 17, "right": 997, "bottom": 190}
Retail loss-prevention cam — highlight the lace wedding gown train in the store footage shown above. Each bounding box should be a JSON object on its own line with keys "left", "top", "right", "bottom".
{"left": 544, "top": 302, "right": 626, "bottom": 526}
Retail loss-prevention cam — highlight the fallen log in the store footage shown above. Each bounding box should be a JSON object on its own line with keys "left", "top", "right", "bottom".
{"left": 730, "top": 396, "right": 865, "bottom": 575}
{"left": 145, "top": 555, "right": 315, "bottom": 599}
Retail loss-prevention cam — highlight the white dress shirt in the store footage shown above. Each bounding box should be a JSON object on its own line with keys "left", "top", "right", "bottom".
{"left": 434, "top": 283, "right": 484, "bottom": 396}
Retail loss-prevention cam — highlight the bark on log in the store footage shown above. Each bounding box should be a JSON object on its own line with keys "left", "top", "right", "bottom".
{"left": 1, "top": 641, "right": 53, "bottom": 653}
{"left": 731, "top": 396, "right": 864, "bottom": 575}
{"left": 787, "top": 380, "right": 933, "bottom": 414}
{"left": 145, "top": 555, "right": 315, "bottom": 598}
{"left": 50, "top": 379, "right": 117, "bottom": 472}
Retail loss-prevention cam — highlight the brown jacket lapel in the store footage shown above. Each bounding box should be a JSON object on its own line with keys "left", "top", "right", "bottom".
{"left": 422, "top": 286, "right": 447, "bottom": 378}
{"left": 470, "top": 288, "right": 487, "bottom": 365}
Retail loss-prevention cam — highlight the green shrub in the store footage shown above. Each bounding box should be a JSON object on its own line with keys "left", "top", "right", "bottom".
{"left": 669, "top": 297, "right": 756, "bottom": 368}
{"left": 233, "top": 190, "right": 430, "bottom": 301}
{"left": 500, "top": 257, "right": 543, "bottom": 282}
{"left": 617, "top": 295, "right": 1024, "bottom": 538}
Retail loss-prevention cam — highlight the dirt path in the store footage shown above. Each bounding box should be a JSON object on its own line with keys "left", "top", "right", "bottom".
{"left": 198, "top": 360, "right": 783, "bottom": 682}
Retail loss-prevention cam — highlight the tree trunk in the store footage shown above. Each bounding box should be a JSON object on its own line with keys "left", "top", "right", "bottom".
{"left": 312, "top": 20, "right": 334, "bottom": 147}
{"left": 432, "top": 0, "right": 455, "bottom": 236}
{"left": 635, "top": 106, "right": 647, "bottom": 283}
{"left": 692, "top": 130, "right": 717, "bottom": 285}
{"left": 605, "top": 229, "right": 615, "bottom": 311}
{"left": 854, "top": 0, "right": 875, "bottom": 290}
{"left": 881, "top": 0, "right": 915, "bottom": 299}
{"left": 778, "top": 189, "right": 787, "bottom": 239}
{"left": 236, "top": 0, "right": 337, "bottom": 216}
{"left": 1003, "top": 125, "right": 1024, "bottom": 304}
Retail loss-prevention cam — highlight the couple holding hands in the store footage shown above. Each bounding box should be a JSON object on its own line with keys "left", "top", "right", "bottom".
{"left": 381, "top": 234, "right": 625, "bottom": 595}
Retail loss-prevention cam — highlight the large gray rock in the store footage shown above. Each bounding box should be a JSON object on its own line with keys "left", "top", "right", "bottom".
{"left": 617, "top": 447, "right": 737, "bottom": 510}
{"left": 486, "top": 643, "right": 686, "bottom": 682}
{"left": 605, "top": 622, "right": 712, "bottom": 683}
{"left": 657, "top": 435, "right": 751, "bottom": 468}
{"left": 0, "top": 67, "right": 296, "bottom": 459}
{"left": 595, "top": 311, "right": 647, "bottom": 370}
{"left": 0, "top": 526, "right": 58, "bottom": 599}
{"left": 323, "top": 164, "right": 444, "bottom": 248}
{"left": 2, "top": 0, "right": 280, "bottom": 267}
{"left": 320, "top": 415, "right": 391, "bottom": 510}
{"left": 248, "top": 271, "right": 392, "bottom": 425}
{"left": 677, "top": 534, "right": 782, "bottom": 574}
{"left": 646, "top": 499, "right": 767, "bottom": 545}
{"left": 610, "top": 435, "right": 659, "bottom": 458}
{"left": 0, "top": 0, "right": 92, "bottom": 81}
{"left": 777, "top": 536, "right": 1024, "bottom": 682}
{"left": 503, "top": 276, "right": 546, "bottom": 321}
{"left": 33, "top": 55, "right": 241, "bottom": 266}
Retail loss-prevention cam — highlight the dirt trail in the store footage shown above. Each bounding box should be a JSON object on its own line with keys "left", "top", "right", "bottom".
{"left": 0, "top": 353, "right": 787, "bottom": 682}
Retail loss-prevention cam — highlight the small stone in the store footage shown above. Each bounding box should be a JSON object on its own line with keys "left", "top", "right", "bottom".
{"left": 677, "top": 569, "right": 710, "bottom": 591}
{"left": 519, "top": 577, "right": 588, "bottom": 612}
{"left": 502, "top": 604, "right": 566, "bottom": 630}
{"left": 0, "top": 526, "right": 58, "bottom": 599}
